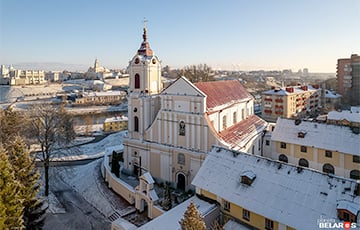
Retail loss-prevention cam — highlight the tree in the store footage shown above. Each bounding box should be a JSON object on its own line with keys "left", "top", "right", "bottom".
{"left": 162, "top": 183, "right": 172, "bottom": 211}
{"left": 0, "top": 105, "right": 22, "bottom": 144}
{"left": 6, "top": 137, "right": 46, "bottom": 229}
{"left": 179, "top": 201, "right": 206, "bottom": 230}
{"left": 111, "top": 151, "right": 120, "bottom": 177}
{"left": 182, "top": 64, "right": 214, "bottom": 83}
{"left": 26, "top": 104, "right": 75, "bottom": 196}
{"left": 210, "top": 219, "right": 223, "bottom": 230}
{"left": 0, "top": 147, "right": 24, "bottom": 229}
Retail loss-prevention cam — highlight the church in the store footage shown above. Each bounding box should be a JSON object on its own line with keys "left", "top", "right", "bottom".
{"left": 123, "top": 26, "right": 268, "bottom": 191}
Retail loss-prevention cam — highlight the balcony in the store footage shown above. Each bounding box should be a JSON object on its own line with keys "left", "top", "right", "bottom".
{"left": 275, "top": 99, "right": 283, "bottom": 103}
{"left": 264, "top": 98, "right": 272, "bottom": 102}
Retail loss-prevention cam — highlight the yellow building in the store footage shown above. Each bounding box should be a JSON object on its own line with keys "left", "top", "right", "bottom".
{"left": 262, "top": 85, "right": 321, "bottom": 122}
{"left": 270, "top": 118, "right": 360, "bottom": 179}
{"left": 103, "top": 116, "right": 128, "bottom": 132}
{"left": 192, "top": 146, "right": 360, "bottom": 230}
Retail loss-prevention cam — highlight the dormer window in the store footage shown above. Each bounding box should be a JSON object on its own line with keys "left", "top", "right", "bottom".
{"left": 240, "top": 170, "right": 256, "bottom": 186}
{"left": 298, "top": 131, "right": 307, "bottom": 138}
{"left": 337, "top": 200, "right": 359, "bottom": 223}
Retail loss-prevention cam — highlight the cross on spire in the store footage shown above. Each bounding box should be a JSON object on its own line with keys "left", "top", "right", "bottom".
{"left": 143, "top": 17, "right": 148, "bottom": 30}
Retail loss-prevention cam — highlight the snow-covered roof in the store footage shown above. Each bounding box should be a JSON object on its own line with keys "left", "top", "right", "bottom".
{"left": 325, "top": 90, "right": 341, "bottom": 99}
{"left": 104, "top": 116, "right": 129, "bottom": 123}
{"left": 192, "top": 146, "right": 360, "bottom": 230}
{"left": 218, "top": 115, "right": 267, "bottom": 150}
{"left": 271, "top": 118, "right": 360, "bottom": 155}
{"left": 139, "top": 196, "right": 216, "bottom": 230}
{"left": 149, "top": 190, "right": 159, "bottom": 202}
{"left": 140, "top": 172, "right": 155, "bottom": 184}
{"left": 327, "top": 110, "right": 360, "bottom": 123}
{"left": 224, "top": 220, "right": 252, "bottom": 230}
{"left": 82, "top": 91, "right": 122, "bottom": 97}
{"left": 262, "top": 86, "right": 318, "bottom": 96}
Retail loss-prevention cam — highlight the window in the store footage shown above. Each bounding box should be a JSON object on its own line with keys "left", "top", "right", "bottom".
{"left": 323, "top": 163, "right": 335, "bottom": 174}
{"left": 300, "top": 146, "right": 307, "bottom": 153}
{"left": 353, "top": 155, "right": 360, "bottom": 163}
{"left": 242, "top": 209, "right": 250, "bottom": 221}
{"left": 224, "top": 200, "right": 230, "bottom": 211}
{"left": 177, "top": 153, "right": 185, "bottom": 165}
{"left": 233, "top": 111, "right": 237, "bottom": 124}
{"left": 134, "top": 116, "right": 139, "bottom": 132}
{"left": 280, "top": 142, "right": 286, "bottom": 149}
{"left": 279, "top": 154, "right": 288, "bottom": 163}
{"left": 350, "top": 170, "right": 360, "bottom": 180}
{"left": 265, "top": 218, "right": 274, "bottom": 230}
{"left": 299, "top": 158, "right": 309, "bottom": 167}
{"left": 179, "top": 121, "right": 185, "bottom": 136}
{"left": 242, "top": 108, "right": 245, "bottom": 120}
{"left": 135, "top": 74, "right": 140, "bottom": 89}
{"left": 325, "top": 150, "right": 332, "bottom": 158}
{"left": 222, "top": 116, "right": 227, "bottom": 130}
{"left": 266, "top": 140, "right": 270, "bottom": 146}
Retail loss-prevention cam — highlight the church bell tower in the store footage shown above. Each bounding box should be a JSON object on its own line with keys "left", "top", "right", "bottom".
{"left": 127, "top": 22, "right": 162, "bottom": 140}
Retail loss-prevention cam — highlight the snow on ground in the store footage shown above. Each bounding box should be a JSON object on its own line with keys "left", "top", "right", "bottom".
{"left": 52, "top": 130, "right": 127, "bottom": 161}
{"left": 46, "top": 192, "right": 66, "bottom": 214}
{"left": 56, "top": 160, "right": 116, "bottom": 216}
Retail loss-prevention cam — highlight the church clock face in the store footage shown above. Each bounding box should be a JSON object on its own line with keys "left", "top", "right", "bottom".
{"left": 152, "top": 58, "right": 156, "bottom": 64}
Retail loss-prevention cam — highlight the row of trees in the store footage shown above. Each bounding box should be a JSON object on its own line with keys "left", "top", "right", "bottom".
{"left": 163, "top": 64, "right": 215, "bottom": 83}
{"left": 0, "top": 104, "right": 75, "bottom": 228}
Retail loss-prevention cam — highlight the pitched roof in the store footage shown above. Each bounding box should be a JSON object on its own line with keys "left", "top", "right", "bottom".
{"left": 271, "top": 118, "right": 360, "bottom": 155}
{"left": 195, "top": 80, "right": 253, "bottom": 112}
{"left": 192, "top": 146, "right": 360, "bottom": 230}
{"left": 218, "top": 115, "right": 267, "bottom": 150}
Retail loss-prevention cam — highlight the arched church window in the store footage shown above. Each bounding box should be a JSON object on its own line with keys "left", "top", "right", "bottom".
{"left": 179, "top": 121, "right": 185, "bottom": 136}
{"left": 178, "top": 153, "right": 185, "bottom": 165}
{"left": 134, "top": 116, "right": 139, "bottom": 132}
{"left": 135, "top": 58, "right": 140, "bottom": 64}
{"left": 135, "top": 74, "right": 140, "bottom": 89}
{"left": 152, "top": 58, "right": 156, "bottom": 64}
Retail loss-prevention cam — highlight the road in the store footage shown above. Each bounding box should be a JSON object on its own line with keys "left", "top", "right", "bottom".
{"left": 43, "top": 166, "right": 111, "bottom": 230}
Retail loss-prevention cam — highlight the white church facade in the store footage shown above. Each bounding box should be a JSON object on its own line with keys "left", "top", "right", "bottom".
{"left": 123, "top": 26, "right": 268, "bottom": 191}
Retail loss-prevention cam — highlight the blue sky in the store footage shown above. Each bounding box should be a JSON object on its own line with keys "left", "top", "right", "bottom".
{"left": 0, "top": 0, "right": 359, "bottom": 72}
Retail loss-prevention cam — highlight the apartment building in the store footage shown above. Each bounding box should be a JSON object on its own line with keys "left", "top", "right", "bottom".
{"left": 261, "top": 85, "right": 321, "bottom": 122}
{"left": 337, "top": 54, "right": 360, "bottom": 105}
{"left": 103, "top": 116, "right": 128, "bottom": 133}
{"left": 269, "top": 118, "right": 360, "bottom": 179}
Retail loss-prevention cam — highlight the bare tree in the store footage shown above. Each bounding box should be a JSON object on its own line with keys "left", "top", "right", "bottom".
{"left": 182, "top": 64, "right": 214, "bottom": 83}
{"left": 26, "top": 104, "right": 75, "bottom": 196}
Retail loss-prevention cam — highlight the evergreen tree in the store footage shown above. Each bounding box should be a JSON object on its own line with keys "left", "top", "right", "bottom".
{"left": 162, "top": 183, "right": 172, "bottom": 211}
{"left": 179, "top": 201, "right": 206, "bottom": 230}
{"left": 6, "top": 137, "right": 46, "bottom": 229}
{"left": 111, "top": 151, "right": 120, "bottom": 177}
{"left": 0, "top": 147, "right": 24, "bottom": 229}
{"left": 0, "top": 106, "right": 22, "bottom": 144}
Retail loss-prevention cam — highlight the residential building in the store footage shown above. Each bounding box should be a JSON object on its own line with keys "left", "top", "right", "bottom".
{"left": 123, "top": 26, "right": 267, "bottom": 191}
{"left": 192, "top": 146, "right": 360, "bottom": 230}
{"left": 72, "top": 91, "right": 125, "bottom": 106}
{"left": 103, "top": 116, "right": 128, "bottom": 132}
{"left": 261, "top": 85, "right": 321, "bottom": 122}
{"left": 327, "top": 107, "right": 360, "bottom": 127}
{"left": 269, "top": 118, "right": 360, "bottom": 179}
{"left": 337, "top": 54, "right": 360, "bottom": 105}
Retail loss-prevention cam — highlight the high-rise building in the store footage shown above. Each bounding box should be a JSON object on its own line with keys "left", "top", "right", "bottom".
{"left": 337, "top": 54, "right": 360, "bottom": 105}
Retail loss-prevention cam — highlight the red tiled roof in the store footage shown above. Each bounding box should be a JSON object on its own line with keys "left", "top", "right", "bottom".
{"left": 218, "top": 115, "right": 267, "bottom": 149}
{"left": 195, "top": 80, "right": 253, "bottom": 110}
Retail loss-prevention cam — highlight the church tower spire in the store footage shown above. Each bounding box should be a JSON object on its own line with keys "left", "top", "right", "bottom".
{"left": 137, "top": 18, "right": 153, "bottom": 56}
